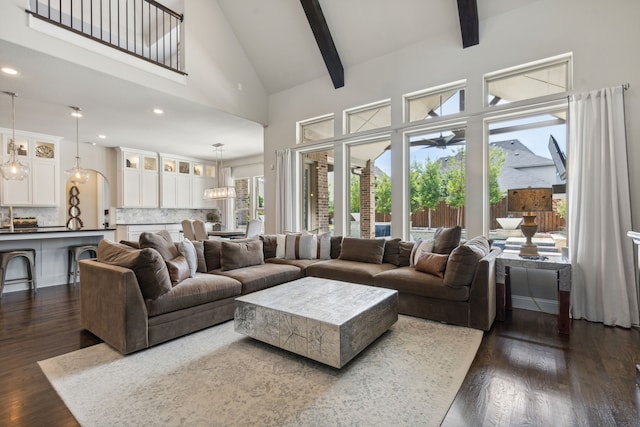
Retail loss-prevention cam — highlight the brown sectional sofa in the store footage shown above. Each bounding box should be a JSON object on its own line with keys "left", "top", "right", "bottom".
{"left": 80, "top": 228, "right": 500, "bottom": 354}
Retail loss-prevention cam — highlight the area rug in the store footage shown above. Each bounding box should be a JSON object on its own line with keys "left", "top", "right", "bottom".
{"left": 39, "top": 315, "right": 482, "bottom": 426}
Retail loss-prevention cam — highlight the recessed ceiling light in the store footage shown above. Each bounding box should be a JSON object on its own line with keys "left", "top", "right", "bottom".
{"left": 98, "top": 134, "right": 107, "bottom": 139}
{"left": 1, "top": 67, "right": 18, "bottom": 75}
{"left": 153, "top": 108, "right": 164, "bottom": 115}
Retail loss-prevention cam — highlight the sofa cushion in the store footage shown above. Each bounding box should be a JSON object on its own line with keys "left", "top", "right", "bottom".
{"left": 139, "top": 230, "right": 180, "bottom": 261}
{"left": 306, "top": 259, "right": 397, "bottom": 285}
{"left": 415, "top": 252, "right": 449, "bottom": 278}
{"left": 203, "top": 239, "right": 223, "bottom": 271}
{"left": 443, "top": 236, "right": 491, "bottom": 289}
{"left": 145, "top": 273, "right": 242, "bottom": 317}
{"left": 266, "top": 257, "right": 326, "bottom": 270}
{"left": 213, "top": 263, "right": 303, "bottom": 294}
{"left": 373, "top": 267, "right": 470, "bottom": 301}
{"left": 166, "top": 255, "right": 191, "bottom": 285}
{"left": 178, "top": 238, "right": 198, "bottom": 277}
{"left": 285, "top": 233, "right": 317, "bottom": 260}
{"left": 382, "top": 238, "right": 401, "bottom": 265}
{"left": 398, "top": 241, "right": 414, "bottom": 267}
{"left": 433, "top": 226, "right": 462, "bottom": 254}
{"left": 339, "top": 237, "right": 386, "bottom": 264}
{"left": 192, "top": 240, "right": 207, "bottom": 273}
{"left": 410, "top": 239, "right": 434, "bottom": 267}
{"left": 97, "top": 239, "right": 172, "bottom": 300}
{"left": 221, "top": 239, "right": 264, "bottom": 271}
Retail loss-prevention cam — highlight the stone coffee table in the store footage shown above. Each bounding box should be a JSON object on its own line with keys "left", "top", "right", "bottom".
{"left": 234, "top": 277, "right": 398, "bottom": 368}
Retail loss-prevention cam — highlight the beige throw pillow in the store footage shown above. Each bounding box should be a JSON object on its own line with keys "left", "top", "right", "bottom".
{"left": 221, "top": 239, "right": 265, "bottom": 271}
{"left": 415, "top": 252, "right": 449, "bottom": 278}
{"left": 339, "top": 237, "right": 386, "bottom": 264}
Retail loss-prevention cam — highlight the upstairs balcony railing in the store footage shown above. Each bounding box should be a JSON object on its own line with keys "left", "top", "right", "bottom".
{"left": 27, "top": 0, "right": 185, "bottom": 74}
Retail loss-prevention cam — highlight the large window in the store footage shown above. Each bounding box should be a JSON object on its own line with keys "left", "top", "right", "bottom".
{"left": 301, "top": 149, "right": 334, "bottom": 234}
{"left": 408, "top": 126, "right": 467, "bottom": 241}
{"left": 487, "top": 109, "right": 567, "bottom": 252}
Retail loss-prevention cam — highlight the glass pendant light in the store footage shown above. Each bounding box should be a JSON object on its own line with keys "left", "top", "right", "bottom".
{"left": 65, "top": 106, "right": 90, "bottom": 185}
{"left": 0, "top": 91, "right": 29, "bottom": 181}
{"left": 203, "top": 143, "right": 236, "bottom": 200}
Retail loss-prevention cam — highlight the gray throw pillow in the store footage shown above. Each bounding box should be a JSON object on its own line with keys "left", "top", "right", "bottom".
{"left": 221, "top": 239, "right": 265, "bottom": 271}
{"left": 139, "top": 230, "right": 179, "bottom": 261}
{"left": 192, "top": 240, "right": 207, "bottom": 273}
{"left": 178, "top": 238, "right": 198, "bottom": 277}
{"left": 203, "top": 239, "right": 223, "bottom": 271}
{"left": 165, "top": 255, "right": 190, "bottom": 285}
{"left": 443, "top": 236, "right": 490, "bottom": 288}
{"left": 382, "top": 238, "right": 401, "bottom": 265}
{"left": 339, "top": 237, "right": 386, "bottom": 264}
{"left": 433, "top": 226, "right": 462, "bottom": 254}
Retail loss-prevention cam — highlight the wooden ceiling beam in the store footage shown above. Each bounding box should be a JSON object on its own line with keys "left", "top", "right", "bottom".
{"left": 300, "top": 0, "right": 344, "bottom": 89}
{"left": 456, "top": 0, "right": 479, "bottom": 48}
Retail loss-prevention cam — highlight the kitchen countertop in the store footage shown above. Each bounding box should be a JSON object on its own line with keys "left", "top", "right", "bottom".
{"left": 0, "top": 226, "right": 116, "bottom": 234}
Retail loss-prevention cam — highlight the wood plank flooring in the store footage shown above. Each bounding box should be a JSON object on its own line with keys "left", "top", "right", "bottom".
{"left": 1, "top": 285, "right": 639, "bottom": 426}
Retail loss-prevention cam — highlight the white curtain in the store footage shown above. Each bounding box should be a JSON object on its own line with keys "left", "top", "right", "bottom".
{"left": 568, "top": 86, "right": 639, "bottom": 327}
{"left": 219, "top": 167, "right": 234, "bottom": 230}
{"left": 275, "top": 149, "right": 293, "bottom": 234}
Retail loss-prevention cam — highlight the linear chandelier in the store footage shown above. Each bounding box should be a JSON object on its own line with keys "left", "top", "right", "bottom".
{"left": 203, "top": 143, "right": 236, "bottom": 200}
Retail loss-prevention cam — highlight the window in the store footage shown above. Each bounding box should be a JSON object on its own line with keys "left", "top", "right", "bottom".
{"left": 298, "top": 115, "right": 334, "bottom": 144}
{"left": 408, "top": 126, "right": 467, "bottom": 241}
{"left": 301, "top": 149, "right": 334, "bottom": 234}
{"left": 404, "top": 84, "right": 466, "bottom": 123}
{"left": 487, "top": 108, "right": 567, "bottom": 252}
{"left": 234, "top": 178, "right": 250, "bottom": 230}
{"left": 344, "top": 100, "right": 391, "bottom": 134}
{"left": 254, "top": 176, "right": 265, "bottom": 221}
{"left": 485, "top": 55, "right": 571, "bottom": 107}
{"left": 347, "top": 139, "right": 391, "bottom": 238}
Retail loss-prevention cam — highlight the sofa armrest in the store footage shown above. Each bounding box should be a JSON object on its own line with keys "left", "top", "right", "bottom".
{"left": 79, "top": 259, "right": 149, "bottom": 354}
{"left": 468, "top": 247, "right": 501, "bottom": 330}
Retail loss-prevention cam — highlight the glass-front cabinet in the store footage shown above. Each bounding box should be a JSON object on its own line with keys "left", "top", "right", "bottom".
{"left": 0, "top": 129, "right": 60, "bottom": 207}
{"left": 117, "top": 147, "right": 159, "bottom": 208}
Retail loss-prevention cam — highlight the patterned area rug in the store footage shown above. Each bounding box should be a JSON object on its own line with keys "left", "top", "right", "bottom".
{"left": 39, "top": 315, "right": 482, "bottom": 426}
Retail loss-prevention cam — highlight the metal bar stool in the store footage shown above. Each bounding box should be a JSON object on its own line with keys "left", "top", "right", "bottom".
{"left": 68, "top": 245, "right": 97, "bottom": 286}
{"left": 0, "top": 249, "right": 37, "bottom": 298}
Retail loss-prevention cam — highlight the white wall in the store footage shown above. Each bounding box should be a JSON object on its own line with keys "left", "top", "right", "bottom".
{"left": 264, "top": 0, "right": 640, "bottom": 237}
{"left": 0, "top": 0, "right": 268, "bottom": 125}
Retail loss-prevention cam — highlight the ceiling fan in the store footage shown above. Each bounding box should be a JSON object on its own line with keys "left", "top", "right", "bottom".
{"left": 412, "top": 95, "right": 466, "bottom": 149}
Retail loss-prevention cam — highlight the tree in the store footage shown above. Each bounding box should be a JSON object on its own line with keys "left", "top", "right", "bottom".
{"left": 417, "top": 158, "right": 443, "bottom": 229}
{"left": 349, "top": 174, "right": 360, "bottom": 213}
{"left": 409, "top": 162, "right": 422, "bottom": 214}
{"left": 374, "top": 173, "right": 391, "bottom": 215}
{"left": 489, "top": 146, "right": 506, "bottom": 205}
{"left": 444, "top": 149, "right": 465, "bottom": 225}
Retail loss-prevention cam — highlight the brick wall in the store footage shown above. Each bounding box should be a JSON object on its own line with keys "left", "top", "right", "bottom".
{"left": 359, "top": 160, "right": 375, "bottom": 238}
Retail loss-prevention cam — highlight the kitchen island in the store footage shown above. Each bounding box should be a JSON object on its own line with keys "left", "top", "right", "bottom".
{"left": 0, "top": 227, "right": 115, "bottom": 295}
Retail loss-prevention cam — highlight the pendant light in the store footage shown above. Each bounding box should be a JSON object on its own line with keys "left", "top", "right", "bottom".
{"left": 203, "top": 143, "right": 236, "bottom": 200}
{"left": 65, "top": 106, "right": 90, "bottom": 184}
{"left": 0, "top": 91, "right": 29, "bottom": 181}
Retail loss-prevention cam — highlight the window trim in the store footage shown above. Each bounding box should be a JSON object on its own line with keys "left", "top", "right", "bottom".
{"left": 403, "top": 80, "right": 467, "bottom": 124}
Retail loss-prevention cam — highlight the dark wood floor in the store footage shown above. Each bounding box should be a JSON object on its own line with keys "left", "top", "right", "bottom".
{"left": 1, "top": 286, "right": 639, "bottom": 426}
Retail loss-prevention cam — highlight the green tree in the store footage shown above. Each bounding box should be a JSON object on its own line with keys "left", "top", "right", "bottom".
{"left": 374, "top": 173, "right": 392, "bottom": 214}
{"left": 418, "top": 158, "right": 443, "bottom": 229}
{"left": 409, "top": 162, "right": 422, "bottom": 214}
{"left": 489, "top": 146, "right": 506, "bottom": 205}
{"left": 350, "top": 174, "right": 360, "bottom": 213}
{"left": 444, "top": 149, "right": 465, "bottom": 225}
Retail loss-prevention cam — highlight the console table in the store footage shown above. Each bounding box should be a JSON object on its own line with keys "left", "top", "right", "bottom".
{"left": 496, "top": 252, "right": 572, "bottom": 335}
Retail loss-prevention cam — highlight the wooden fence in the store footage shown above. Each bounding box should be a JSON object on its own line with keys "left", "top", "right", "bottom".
{"left": 375, "top": 198, "right": 566, "bottom": 232}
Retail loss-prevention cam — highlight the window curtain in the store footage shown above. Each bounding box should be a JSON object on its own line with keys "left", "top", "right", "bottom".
{"left": 568, "top": 86, "right": 639, "bottom": 327}
{"left": 221, "top": 166, "right": 234, "bottom": 230}
{"left": 275, "top": 149, "right": 293, "bottom": 234}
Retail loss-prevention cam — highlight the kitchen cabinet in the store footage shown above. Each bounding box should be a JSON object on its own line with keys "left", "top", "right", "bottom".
{"left": 116, "top": 148, "right": 159, "bottom": 208}
{"left": 160, "top": 154, "right": 192, "bottom": 208}
{"left": 192, "top": 161, "right": 217, "bottom": 209}
{"left": 0, "top": 129, "right": 61, "bottom": 207}
{"left": 116, "top": 224, "right": 183, "bottom": 243}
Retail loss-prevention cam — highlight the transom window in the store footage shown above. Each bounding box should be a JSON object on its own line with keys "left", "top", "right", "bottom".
{"left": 404, "top": 84, "right": 466, "bottom": 123}
{"left": 485, "top": 54, "right": 571, "bottom": 107}
{"left": 344, "top": 100, "right": 391, "bottom": 134}
{"left": 298, "top": 115, "right": 334, "bottom": 144}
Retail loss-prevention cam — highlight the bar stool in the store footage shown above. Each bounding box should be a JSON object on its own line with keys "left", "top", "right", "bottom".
{"left": 68, "top": 245, "right": 97, "bottom": 286}
{"left": 0, "top": 249, "right": 37, "bottom": 298}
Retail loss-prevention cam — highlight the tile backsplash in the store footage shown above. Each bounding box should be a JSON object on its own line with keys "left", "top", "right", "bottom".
{"left": 114, "top": 208, "right": 218, "bottom": 225}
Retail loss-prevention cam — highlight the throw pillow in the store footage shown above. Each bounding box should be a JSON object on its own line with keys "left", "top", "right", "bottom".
{"left": 119, "top": 240, "right": 140, "bottom": 249}
{"left": 285, "top": 233, "right": 318, "bottom": 260}
{"left": 220, "top": 239, "right": 265, "bottom": 271}
{"left": 410, "top": 238, "right": 434, "bottom": 267}
{"left": 259, "top": 234, "right": 279, "bottom": 259}
{"left": 96, "top": 240, "right": 172, "bottom": 300}
{"left": 317, "top": 232, "right": 331, "bottom": 260}
{"left": 165, "top": 255, "right": 190, "bottom": 285}
{"left": 382, "top": 238, "right": 401, "bottom": 265}
{"left": 443, "top": 235, "right": 490, "bottom": 288}
{"left": 138, "top": 230, "right": 179, "bottom": 261}
{"left": 203, "top": 239, "right": 223, "bottom": 271}
{"left": 415, "top": 252, "right": 449, "bottom": 278}
{"left": 433, "top": 226, "right": 462, "bottom": 254}
{"left": 275, "top": 234, "right": 286, "bottom": 258}
{"left": 330, "top": 236, "right": 343, "bottom": 259}
{"left": 192, "top": 240, "right": 207, "bottom": 273}
{"left": 339, "top": 237, "right": 386, "bottom": 264}
{"left": 398, "top": 241, "right": 415, "bottom": 267}
{"left": 178, "top": 238, "right": 198, "bottom": 277}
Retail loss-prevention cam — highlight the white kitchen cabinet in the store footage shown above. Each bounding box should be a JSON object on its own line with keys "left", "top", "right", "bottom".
{"left": 0, "top": 130, "right": 60, "bottom": 207}
{"left": 160, "top": 155, "right": 193, "bottom": 208}
{"left": 116, "top": 148, "right": 159, "bottom": 208}
{"left": 192, "top": 161, "right": 217, "bottom": 209}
